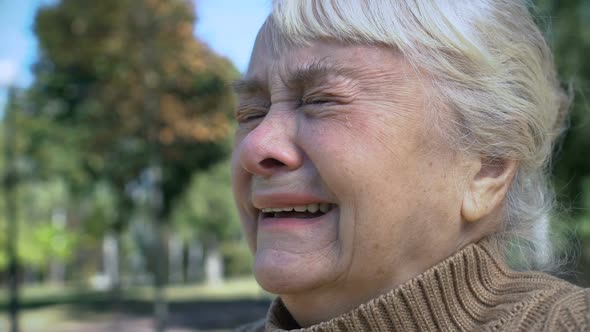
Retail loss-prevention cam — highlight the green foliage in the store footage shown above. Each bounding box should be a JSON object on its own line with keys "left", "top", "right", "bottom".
{"left": 0, "top": 179, "right": 79, "bottom": 271}
{"left": 0, "top": 222, "right": 6, "bottom": 270}
{"left": 0, "top": 100, "right": 82, "bottom": 270}
{"left": 18, "top": 222, "right": 77, "bottom": 268}
{"left": 530, "top": 0, "right": 590, "bottom": 282}
{"left": 80, "top": 181, "right": 119, "bottom": 241}
{"left": 533, "top": 0, "right": 590, "bottom": 209}
{"left": 577, "top": 177, "right": 590, "bottom": 237}
{"left": 1, "top": 0, "right": 239, "bottom": 280}
{"left": 29, "top": 0, "right": 238, "bottom": 227}
{"left": 536, "top": 5, "right": 590, "bottom": 215}
{"left": 15, "top": 179, "right": 78, "bottom": 269}
{"left": 171, "top": 160, "right": 241, "bottom": 243}
{"left": 221, "top": 242, "right": 254, "bottom": 278}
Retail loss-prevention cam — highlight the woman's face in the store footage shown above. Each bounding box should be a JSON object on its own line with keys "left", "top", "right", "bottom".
{"left": 231, "top": 29, "right": 473, "bottom": 315}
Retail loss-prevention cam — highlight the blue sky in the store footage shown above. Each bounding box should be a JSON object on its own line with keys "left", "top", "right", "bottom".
{"left": 0, "top": 0, "right": 271, "bottom": 108}
{"left": 197, "top": 0, "right": 271, "bottom": 71}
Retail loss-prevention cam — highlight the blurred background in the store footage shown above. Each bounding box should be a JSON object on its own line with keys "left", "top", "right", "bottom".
{"left": 0, "top": 0, "right": 588, "bottom": 331}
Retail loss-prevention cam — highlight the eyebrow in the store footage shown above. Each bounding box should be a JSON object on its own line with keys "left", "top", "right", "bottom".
{"left": 286, "top": 59, "right": 357, "bottom": 88}
{"left": 231, "top": 78, "right": 267, "bottom": 96}
{"left": 232, "top": 59, "right": 358, "bottom": 95}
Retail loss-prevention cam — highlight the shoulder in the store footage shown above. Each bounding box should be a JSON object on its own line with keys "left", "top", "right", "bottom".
{"left": 542, "top": 287, "right": 590, "bottom": 330}
{"left": 498, "top": 276, "right": 590, "bottom": 331}
{"left": 234, "top": 318, "right": 266, "bottom": 332}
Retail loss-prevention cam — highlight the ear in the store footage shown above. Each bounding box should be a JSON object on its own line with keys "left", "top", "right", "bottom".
{"left": 461, "top": 157, "right": 518, "bottom": 222}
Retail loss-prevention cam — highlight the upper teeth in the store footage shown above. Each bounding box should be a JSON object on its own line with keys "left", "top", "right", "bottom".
{"left": 261, "top": 203, "right": 332, "bottom": 214}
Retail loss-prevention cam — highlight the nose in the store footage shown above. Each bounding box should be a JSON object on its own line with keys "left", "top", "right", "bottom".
{"left": 237, "top": 112, "right": 303, "bottom": 177}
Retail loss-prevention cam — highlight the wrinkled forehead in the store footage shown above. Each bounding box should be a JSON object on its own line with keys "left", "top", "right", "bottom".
{"left": 244, "top": 21, "right": 273, "bottom": 80}
{"left": 245, "top": 17, "right": 297, "bottom": 80}
{"left": 243, "top": 16, "right": 402, "bottom": 90}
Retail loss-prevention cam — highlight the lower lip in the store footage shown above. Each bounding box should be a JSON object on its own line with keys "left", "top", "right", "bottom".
{"left": 258, "top": 208, "right": 337, "bottom": 229}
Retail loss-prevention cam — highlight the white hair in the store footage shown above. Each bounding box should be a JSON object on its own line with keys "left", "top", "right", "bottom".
{"left": 267, "top": 0, "right": 570, "bottom": 270}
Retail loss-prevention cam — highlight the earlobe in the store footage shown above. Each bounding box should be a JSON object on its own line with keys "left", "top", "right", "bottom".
{"left": 462, "top": 189, "right": 485, "bottom": 222}
{"left": 461, "top": 157, "right": 518, "bottom": 222}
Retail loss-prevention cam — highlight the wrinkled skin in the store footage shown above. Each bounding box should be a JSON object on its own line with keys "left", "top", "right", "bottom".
{"left": 231, "top": 25, "right": 511, "bottom": 327}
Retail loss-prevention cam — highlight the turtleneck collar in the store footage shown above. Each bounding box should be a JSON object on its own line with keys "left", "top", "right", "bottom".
{"left": 262, "top": 237, "right": 571, "bottom": 331}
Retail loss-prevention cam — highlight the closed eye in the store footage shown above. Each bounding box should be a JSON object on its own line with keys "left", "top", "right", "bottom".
{"left": 301, "top": 97, "right": 333, "bottom": 106}
{"left": 301, "top": 90, "right": 354, "bottom": 107}
{"left": 242, "top": 114, "right": 265, "bottom": 122}
{"left": 236, "top": 108, "right": 267, "bottom": 124}
{"left": 307, "top": 99, "right": 330, "bottom": 105}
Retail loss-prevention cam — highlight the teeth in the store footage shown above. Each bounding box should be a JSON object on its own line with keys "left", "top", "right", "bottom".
{"left": 261, "top": 203, "right": 333, "bottom": 214}
{"left": 307, "top": 203, "right": 319, "bottom": 213}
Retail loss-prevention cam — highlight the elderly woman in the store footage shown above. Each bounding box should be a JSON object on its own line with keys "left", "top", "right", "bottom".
{"left": 232, "top": 1, "right": 582, "bottom": 331}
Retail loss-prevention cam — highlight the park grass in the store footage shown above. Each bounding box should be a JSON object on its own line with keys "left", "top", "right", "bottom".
{"left": 0, "top": 305, "right": 82, "bottom": 332}
{"left": 135, "top": 276, "right": 270, "bottom": 301}
{"left": 0, "top": 276, "right": 271, "bottom": 331}
{"left": 0, "top": 276, "right": 268, "bottom": 307}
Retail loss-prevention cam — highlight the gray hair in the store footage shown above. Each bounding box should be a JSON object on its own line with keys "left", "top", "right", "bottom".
{"left": 267, "top": 0, "right": 570, "bottom": 270}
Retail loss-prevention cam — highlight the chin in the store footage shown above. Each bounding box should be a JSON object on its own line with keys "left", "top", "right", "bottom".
{"left": 253, "top": 250, "right": 334, "bottom": 295}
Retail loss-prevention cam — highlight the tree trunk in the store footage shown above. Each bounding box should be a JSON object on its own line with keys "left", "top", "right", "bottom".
{"left": 153, "top": 222, "right": 168, "bottom": 332}
{"left": 168, "top": 233, "right": 183, "bottom": 284}
{"left": 4, "top": 89, "right": 20, "bottom": 332}
{"left": 186, "top": 240, "right": 203, "bottom": 283}
{"left": 49, "top": 209, "right": 67, "bottom": 285}
{"left": 103, "top": 232, "right": 119, "bottom": 289}
{"left": 128, "top": 233, "right": 150, "bottom": 285}
{"left": 49, "top": 260, "right": 65, "bottom": 285}
{"left": 205, "top": 238, "right": 223, "bottom": 286}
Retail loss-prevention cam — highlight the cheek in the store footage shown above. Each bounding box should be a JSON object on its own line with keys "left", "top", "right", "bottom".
{"left": 298, "top": 124, "right": 358, "bottom": 199}
{"left": 230, "top": 147, "right": 258, "bottom": 248}
{"left": 303, "top": 109, "right": 415, "bottom": 171}
{"left": 230, "top": 149, "right": 245, "bottom": 202}
{"left": 303, "top": 112, "right": 439, "bottom": 209}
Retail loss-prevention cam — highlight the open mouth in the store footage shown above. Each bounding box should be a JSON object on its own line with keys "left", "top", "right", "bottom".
{"left": 260, "top": 203, "right": 336, "bottom": 219}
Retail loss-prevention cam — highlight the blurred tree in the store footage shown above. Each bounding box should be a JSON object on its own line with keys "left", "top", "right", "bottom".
{"left": 533, "top": 0, "right": 590, "bottom": 283}
{"left": 0, "top": 89, "right": 85, "bottom": 287}
{"left": 171, "top": 160, "right": 241, "bottom": 284}
{"left": 31, "top": 0, "right": 236, "bottom": 232}
{"left": 2, "top": 86, "right": 21, "bottom": 332}
{"left": 534, "top": 1, "right": 590, "bottom": 196}
{"left": 28, "top": 0, "right": 238, "bottom": 329}
{"left": 17, "top": 179, "right": 77, "bottom": 284}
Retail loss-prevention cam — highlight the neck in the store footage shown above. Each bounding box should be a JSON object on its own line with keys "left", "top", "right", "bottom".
{"left": 280, "top": 240, "right": 466, "bottom": 327}
{"left": 282, "top": 282, "right": 392, "bottom": 327}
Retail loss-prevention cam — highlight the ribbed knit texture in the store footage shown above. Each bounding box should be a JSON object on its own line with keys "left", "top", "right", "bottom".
{"left": 237, "top": 238, "right": 590, "bottom": 331}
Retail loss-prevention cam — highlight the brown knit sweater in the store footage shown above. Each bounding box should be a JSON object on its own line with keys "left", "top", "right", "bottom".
{"left": 237, "top": 238, "right": 590, "bottom": 331}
